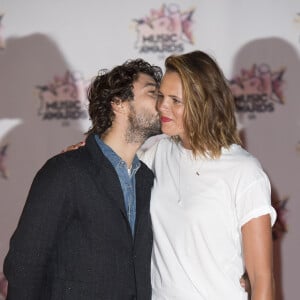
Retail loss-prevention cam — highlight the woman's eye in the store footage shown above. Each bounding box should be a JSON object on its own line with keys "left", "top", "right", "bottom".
{"left": 172, "top": 97, "right": 182, "bottom": 104}
{"left": 157, "top": 94, "right": 164, "bottom": 102}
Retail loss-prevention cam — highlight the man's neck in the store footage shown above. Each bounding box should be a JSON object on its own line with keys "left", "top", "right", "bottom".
{"left": 101, "top": 130, "right": 143, "bottom": 168}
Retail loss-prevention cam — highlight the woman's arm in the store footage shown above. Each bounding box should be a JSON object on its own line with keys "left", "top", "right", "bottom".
{"left": 242, "top": 214, "right": 275, "bottom": 300}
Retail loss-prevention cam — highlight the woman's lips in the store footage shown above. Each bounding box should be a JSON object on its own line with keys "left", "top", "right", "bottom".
{"left": 161, "top": 116, "right": 172, "bottom": 122}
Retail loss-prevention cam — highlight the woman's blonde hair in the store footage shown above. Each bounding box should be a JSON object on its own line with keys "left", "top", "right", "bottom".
{"left": 165, "top": 50, "right": 241, "bottom": 158}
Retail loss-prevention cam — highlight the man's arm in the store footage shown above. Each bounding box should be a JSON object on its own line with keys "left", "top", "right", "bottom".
{"left": 4, "top": 156, "right": 72, "bottom": 300}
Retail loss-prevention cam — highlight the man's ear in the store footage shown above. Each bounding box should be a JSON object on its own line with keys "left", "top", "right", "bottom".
{"left": 111, "top": 97, "right": 125, "bottom": 113}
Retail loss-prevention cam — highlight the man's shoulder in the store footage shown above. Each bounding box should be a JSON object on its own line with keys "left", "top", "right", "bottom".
{"left": 38, "top": 146, "right": 91, "bottom": 178}
{"left": 50, "top": 145, "right": 88, "bottom": 163}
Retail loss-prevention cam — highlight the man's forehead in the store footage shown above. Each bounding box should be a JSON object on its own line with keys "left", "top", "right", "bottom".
{"left": 136, "top": 73, "right": 157, "bottom": 87}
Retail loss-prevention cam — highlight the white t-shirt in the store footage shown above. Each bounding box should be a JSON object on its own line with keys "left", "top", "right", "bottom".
{"left": 140, "top": 137, "right": 276, "bottom": 300}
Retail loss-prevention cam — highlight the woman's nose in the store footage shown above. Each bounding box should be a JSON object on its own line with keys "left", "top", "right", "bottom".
{"left": 157, "top": 98, "right": 169, "bottom": 112}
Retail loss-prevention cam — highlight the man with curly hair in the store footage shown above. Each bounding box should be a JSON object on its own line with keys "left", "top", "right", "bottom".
{"left": 3, "top": 59, "right": 162, "bottom": 300}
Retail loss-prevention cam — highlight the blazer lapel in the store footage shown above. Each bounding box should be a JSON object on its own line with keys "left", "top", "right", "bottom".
{"left": 85, "top": 134, "right": 127, "bottom": 217}
{"left": 135, "top": 170, "right": 150, "bottom": 233}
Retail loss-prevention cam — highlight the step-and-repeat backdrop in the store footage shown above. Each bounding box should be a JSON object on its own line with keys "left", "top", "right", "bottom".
{"left": 1, "top": 1, "right": 299, "bottom": 299}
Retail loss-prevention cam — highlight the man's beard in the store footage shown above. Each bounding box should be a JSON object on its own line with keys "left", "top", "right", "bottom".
{"left": 125, "top": 105, "right": 161, "bottom": 144}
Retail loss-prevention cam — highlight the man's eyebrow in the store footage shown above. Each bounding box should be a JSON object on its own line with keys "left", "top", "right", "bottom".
{"left": 144, "top": 82, "right": 158, "bottom": 88}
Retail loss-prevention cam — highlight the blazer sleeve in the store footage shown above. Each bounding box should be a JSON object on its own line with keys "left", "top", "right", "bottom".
{"left": 3, "top": 155, "right": 74, "bottom": 300}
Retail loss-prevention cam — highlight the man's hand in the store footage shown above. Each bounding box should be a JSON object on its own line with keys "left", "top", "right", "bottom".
{"left": 240, "top": 272, "right": 251, "bottom": 297}
{"left": 62, "top": 141, "right": 85, "bottom": 153}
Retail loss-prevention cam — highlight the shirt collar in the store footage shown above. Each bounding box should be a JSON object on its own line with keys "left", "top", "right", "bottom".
{"left": 94, "top": 134, "right": 141, "bottom": 172}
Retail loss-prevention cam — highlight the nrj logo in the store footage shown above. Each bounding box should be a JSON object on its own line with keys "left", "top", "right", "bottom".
{"left": 133, "top": 4, "right": 195, "bottom": 57}
{"left": 230, "top": 64, "right": 285, "bottom": 118}
{"left": 36, "top": 71, "right": 89, "bottom": 125}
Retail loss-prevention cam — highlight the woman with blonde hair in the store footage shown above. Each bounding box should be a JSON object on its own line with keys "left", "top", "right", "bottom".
{"left": 141, "top": 50, "right": 276, "bottom": 299}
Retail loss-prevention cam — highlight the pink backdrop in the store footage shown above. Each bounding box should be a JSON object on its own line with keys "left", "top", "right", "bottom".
{"left": 1, "top": 1, "right": 299, "bottom": 299}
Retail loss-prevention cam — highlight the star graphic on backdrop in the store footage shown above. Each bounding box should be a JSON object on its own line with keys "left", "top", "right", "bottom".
{"left": 297, "top": 141, "right": 300, "bottom": 153}
{"left": 0, "top": 118, "right": 23, "bottom": 179}
{"left": 272, "top": 197, "right": 289, "bottom": 240}
{"left": 0, "top": 14, "right": 5, "bottom": 49}
{"left": 0, "top": 118, "right": 23, "bottom": 143}
{"left": 0, "top": 144, "right": 9, "bottom": 178}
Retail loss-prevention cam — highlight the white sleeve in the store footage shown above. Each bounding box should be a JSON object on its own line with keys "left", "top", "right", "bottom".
{"left": 137, "top": 134, "right": 166, "bottom": 171}
{"left": 137, "top": 140, "right": 159, "bottom": 171}
{"left": 235, "top": 165, "right": 277, "bottom": 228}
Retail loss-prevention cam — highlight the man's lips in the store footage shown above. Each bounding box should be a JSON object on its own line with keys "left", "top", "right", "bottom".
{"left": 161, "top": 116, "right": 172, "bottom": 122}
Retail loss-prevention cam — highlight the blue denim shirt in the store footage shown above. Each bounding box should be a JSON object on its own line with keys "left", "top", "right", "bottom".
{"left": 95, "top": 135, "right": 140, "bottom": 236}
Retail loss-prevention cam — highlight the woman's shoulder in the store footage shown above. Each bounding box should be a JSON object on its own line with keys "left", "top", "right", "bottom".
{"left": 223, "top": 144, "right": 271, "bottom": 189}
{"left": 139, "top": 134, "right": 170, "bottom": 151}
{"left": 224, "top": 144, "right": 262, "bottom": 168}
{"left": 138, "top": 135, "right": 172, "bottom": 169}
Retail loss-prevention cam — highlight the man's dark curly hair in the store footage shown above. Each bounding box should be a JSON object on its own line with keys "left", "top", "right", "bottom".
{"left": 86, "top": 59, "right": 162, "bottom": 136}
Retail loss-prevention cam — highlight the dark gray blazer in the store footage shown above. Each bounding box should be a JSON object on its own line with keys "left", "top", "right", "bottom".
{"left": 4, "top": 134, "right": 154, "bottom": 300}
